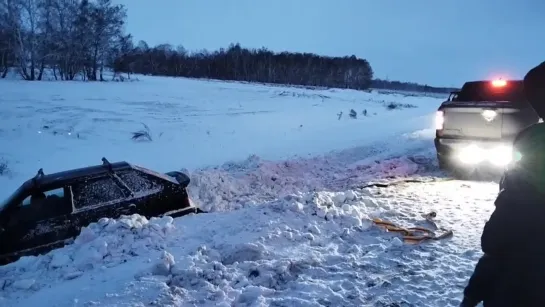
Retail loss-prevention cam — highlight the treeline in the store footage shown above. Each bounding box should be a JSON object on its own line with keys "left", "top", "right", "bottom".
{"left": 0, "top": 0, "right": 374, "bottom": 89}
{"left": 372, "top": 79, "right": 458, "bottom": 93}
{"left": 0, "top": 0, "right": 128, "bottom": 81}
{"left": 114, "top": 43, "right": 374, "bottom": 90}
{"left": 0, "top": 0, "right": 449, "bottom": 93}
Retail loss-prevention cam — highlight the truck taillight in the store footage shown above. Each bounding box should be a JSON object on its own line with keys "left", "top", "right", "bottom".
{"left": 435, "top": 111, "right": 444, "bottom": 130}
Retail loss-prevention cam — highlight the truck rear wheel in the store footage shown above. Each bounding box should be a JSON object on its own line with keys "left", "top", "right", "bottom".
{"left": 437, "top": 155, "right": 450, "bottom": 171}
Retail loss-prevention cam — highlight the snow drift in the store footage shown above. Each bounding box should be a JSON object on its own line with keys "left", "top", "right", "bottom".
{"left": 0, "top": 177, "right": 498, "bottom": 307}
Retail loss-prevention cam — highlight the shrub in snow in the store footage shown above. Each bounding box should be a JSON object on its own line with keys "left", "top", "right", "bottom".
{"left": 0, "top": 159, "right": 8, "bottom": 176}
{"left": 385, "top": 101, "right": 417, "bottom": 110}
{"left": 386, "top": 102, "right": 401, "bottom": 110}
{"left": 131, "top": 123, "right": 153, "bottom": 142}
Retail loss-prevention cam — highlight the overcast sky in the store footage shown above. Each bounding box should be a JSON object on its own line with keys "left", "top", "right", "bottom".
{"left": 115, "top": 0, "right": 545, "bottom": 87}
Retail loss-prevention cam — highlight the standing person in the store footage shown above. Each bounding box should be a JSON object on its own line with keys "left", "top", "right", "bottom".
{"left": 460, "top": 61, "right": 545, "bottom": 307}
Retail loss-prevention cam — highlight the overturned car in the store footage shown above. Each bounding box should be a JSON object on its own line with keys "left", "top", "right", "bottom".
{"left": 0, "top": 158, "right": 201, "bottom": 265}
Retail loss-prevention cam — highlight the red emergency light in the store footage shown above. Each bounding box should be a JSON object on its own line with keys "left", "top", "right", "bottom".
{"left": 491, "top": 79, "right": 507, "bottom": 87}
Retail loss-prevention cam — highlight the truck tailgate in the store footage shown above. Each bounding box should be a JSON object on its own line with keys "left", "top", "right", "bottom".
{"left": 441, "top": 102, "right": 502, "bottom": 139}
{"left": 501, "top": 102, "right": 540, "bottom": 140}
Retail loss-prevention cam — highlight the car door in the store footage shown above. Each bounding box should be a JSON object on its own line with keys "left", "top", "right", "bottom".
{"left": 0, "top": 186, "right": 74, "bottom": 260}
{"left": 69, "top": 174, "right": 135, "bottom": 229}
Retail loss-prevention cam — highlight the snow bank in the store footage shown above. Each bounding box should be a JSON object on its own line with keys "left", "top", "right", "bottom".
{"left": 112, "top": 189, "right": 394, "bottom": 307}
{"left": 0, "top": 74, "right": 478, "bottom": 306}
{"left": 1, "top": 187, "right": 390, "bottom": 304}
{"left": 2, "top": 179, "right": 497, "bottom": 307}
{"left": 188, "top": 139, "right": 434, "bottom": 212}
{"left": 145, "top": 181, "right": 494, "bottom": 307}
{"left": 0, "top": 215, "right": 175, "bottom": 292}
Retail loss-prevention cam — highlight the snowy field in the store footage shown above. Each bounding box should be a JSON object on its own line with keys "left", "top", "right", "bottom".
{"left": 0, "top": 75, "right": 497, "bottom": 306}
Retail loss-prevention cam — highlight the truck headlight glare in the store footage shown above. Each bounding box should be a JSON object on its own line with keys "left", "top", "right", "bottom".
{"left": 458, "top": 145, "right": 513, "bottom": 166}
{"left": 489, "top": 146, "right": 512, "bottom": 166}
{"left": 458, "top": 145, "right": 485, "bottom": 164}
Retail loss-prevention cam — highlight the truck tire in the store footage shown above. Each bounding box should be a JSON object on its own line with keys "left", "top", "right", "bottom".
{"left": 437, "top": 155, "right": 450, "bottom": 171}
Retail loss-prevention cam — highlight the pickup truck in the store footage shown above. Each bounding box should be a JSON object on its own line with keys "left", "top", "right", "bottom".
{"left": 434, "top": 79, "right": 540, "bottom": 174}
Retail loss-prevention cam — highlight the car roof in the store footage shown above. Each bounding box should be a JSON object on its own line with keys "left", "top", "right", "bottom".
{"left": 35, "top": 161, "right": 133, "bottom": 187}
{"left": 0, "top": 160, "right": 136, "bottom": 213}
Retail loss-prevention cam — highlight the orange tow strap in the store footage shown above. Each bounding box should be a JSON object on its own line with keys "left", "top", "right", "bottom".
{"left": 372, "top": 215, "right": 453, "bottom": 244}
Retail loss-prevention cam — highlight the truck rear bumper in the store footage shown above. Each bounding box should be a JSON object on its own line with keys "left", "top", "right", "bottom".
{"left": 434, "top": 137, "right": 513, "bottom": 167}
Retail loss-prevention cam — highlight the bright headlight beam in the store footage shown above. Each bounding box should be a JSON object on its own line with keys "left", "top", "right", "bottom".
{"left": 457, "top": 145, "right": 513, "bottom": 166}
{"left": 488, "top": 146, "right": 512, "bottom": 166}
{"left": 458, "top": 145, "right": 485, "bottom": 164}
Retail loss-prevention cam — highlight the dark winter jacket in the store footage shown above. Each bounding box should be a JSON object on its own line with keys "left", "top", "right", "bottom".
{"left": 523, "top": 60, "right": 545, "bottom": 119}
{"left": 461, "top": 62, "right": 545, "bottom": 307}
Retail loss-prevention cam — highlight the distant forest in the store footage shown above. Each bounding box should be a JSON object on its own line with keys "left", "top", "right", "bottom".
{"left": 0, "top": 0, "right": 454, "bottom": 93}
{"left": 372, "top": 79, "right": 458, "bottom": 94}
{"left": 114, "top": 42, "right": 374, "bottom": 90}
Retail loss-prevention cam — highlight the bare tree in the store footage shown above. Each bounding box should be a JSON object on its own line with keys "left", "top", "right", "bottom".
{"left": 0, "top": 1, "right": 14, "bottom": 77}
{"left": 0, "top": 0, "right": 126, "bottom": 81}
{"left": 0, "top": 0, "right": 452, "bottom": 93}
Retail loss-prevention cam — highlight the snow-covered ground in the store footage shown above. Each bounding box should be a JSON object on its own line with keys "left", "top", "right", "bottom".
{"left": 0, "top": 75, "right": 440, "bottom": 201}
{"left": 0, "top": 76, "right": 498, "bottom": 306}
